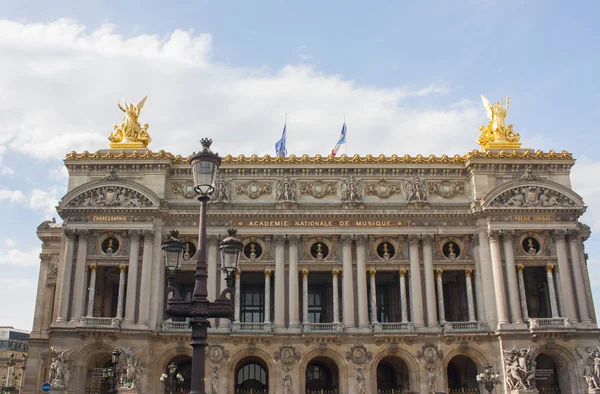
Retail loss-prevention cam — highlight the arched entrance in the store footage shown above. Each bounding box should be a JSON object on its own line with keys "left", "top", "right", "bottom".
{"left": 447, "top": 355, "right": 479, "bottom": 393}
{"left": 306, "top": 357, "right": 339, "bottom": 393}
{"left": 162, "top": 355, "right": 191, "bottom": 393}
{"left": 535, "top": 354, "right": 561, "bottom": 393}
{"left": 234, "top": 357, "right": 268, "bottom": 393}
{"left": 376, "top": 356, "right": 409, "bottom": 392}
{"left": 83, "top": 352, "right": 112, "bottom": 394}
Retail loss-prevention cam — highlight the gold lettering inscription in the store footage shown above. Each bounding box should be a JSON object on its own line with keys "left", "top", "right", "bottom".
{"left": 237, "top": 219, "right": 404, "bottom": 227}
{"left": 511, "top": 216, "right": 553, "bottom": 222}
{"left": 90, "top": 216, "right": 130, "bottom": 222}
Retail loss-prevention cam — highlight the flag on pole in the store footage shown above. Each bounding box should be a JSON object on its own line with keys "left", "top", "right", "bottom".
{"left": 331, "top": 122, "right": 347, "bottom": 156}
{"left": 275, "top": 123, "right": 287, "bottom": 157}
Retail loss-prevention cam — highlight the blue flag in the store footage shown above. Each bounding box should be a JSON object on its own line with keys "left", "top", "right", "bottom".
{"left": 275, "top": 123, "right": 287, "bottom": 157}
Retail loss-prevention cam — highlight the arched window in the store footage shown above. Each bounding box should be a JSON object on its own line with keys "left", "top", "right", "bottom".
{"left": 447, "top": 355, "right": 478, "bottom": 392}
{"left": 377, "top": 356, "right": 410, "bottom": 392}
{"left": 235, "top": 357, "right": 268, "bottom": 393}
{"left": 306, "top": 357, "right": 339, "bottom": 393}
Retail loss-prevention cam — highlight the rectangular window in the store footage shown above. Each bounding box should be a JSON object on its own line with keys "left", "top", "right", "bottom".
{"left": 241, "top": 285, "right": 264, "bottom": 323}
{"left": 308, "top": 286, "right": 327, "bottom": 323}
{"left": 376, "top": 285, "right": 391, "bottom": 322}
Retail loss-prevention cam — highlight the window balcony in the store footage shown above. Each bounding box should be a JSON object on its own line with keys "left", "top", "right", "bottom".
{"left": 528, "top": 317, "right": 571, "bottom": 330}
{"left": 376, "top": 322, "right": 415, "bottom": 332}
{"left": 302, "top": 322, "right": 343, "bottom": 333}
{"left": 443, "top": 321, "right": 484, "bottom": 332}
{"left": 161, "top": 320, "right": 192, "bottom": 332}
{"left": 231, "top": 322, "right": 273, "bottom": 333}
{"left": 80, "top": 317, "right": 122, "bottom": 328}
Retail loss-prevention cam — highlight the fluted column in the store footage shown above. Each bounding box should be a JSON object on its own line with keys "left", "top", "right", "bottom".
{"left": 553, "top": 268, "right": 565, "bottom": 318}
{"left": 501, "top": 230, "right": 524, "bottom": 324}
{"left": 86, "top": 264, "right": 97, "bottom": 317}
{"left": 488, "top": 230, "right": 509, "bottom": 325}
{"left": 465, "top": 269, "right": 476, "bottom": 322}
{"left": 116, "top": 264, "right": 127, "bottom": 319}
{"left": 476, "top": 228, "right": 497, "bottom": 326}
{"left": 355, "top": 235, "right": 369, "bottom": 330}
{"left": 435, "top": 269, "right": 446, "bottom": 324}
{"left": 553, "top": 230, "right": 578, "bottom": 322}
{"left": 369, "top": 269, "right": 378, "bottom": 324}
{"left": 546, "top": 265, "right": 559, "bottom": 318}
{"left": 516, "top": 265, "right": 529, "bottom": 321}
{"left": 234, "top": 270, "right": 241, "bottom": 323}
{"left": 56, "top": 229, "right": 76, "bottom": 323}
{"left": 302, "top": 269, "right": 309, "bottom": 327}
{"left": 399, "top": 269, "right": 408, "bottom": 323}
{"left": 274, "top": 235, "right": 286, "bottom": 330}
{"left": 288, "top": 235, "right": 300, "bottom": 331}
{"left": 70, "top": 230, "right": 90, "bottom": 323}
{"left": 264, "top": 270, "right": 271, "bottom": 325}
{"left": 332, "top": 270, "right": 340, "bottom": 324}
{"left": 568, "top": 230, "right": 591, "bottom": 323}
{"left": 422, "top": 235, "right": 438, "bottom": 327}
{"left": 124, "top": 230, "right": 141, "bottom": 325}
{"left": 408, "top": 235, "right": 424, "bottom": 327}
{"left": 137, "top": 230, "right": 154, "bottom": 328}
{"left": 341, "top": 235, "right": 355, "bottom": 329}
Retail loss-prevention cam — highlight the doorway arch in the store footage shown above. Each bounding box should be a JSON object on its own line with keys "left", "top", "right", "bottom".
{"left": 162, "top": 355, "right": 191, "bottom": 393}
{"left": 376, "top": 356, "right": 409, "bottom": 392}
{"left": 447, "top": 355, "right": 478, "bottom": 392}
{"left": 234, "top": 357, "right": 269, "bottom": 393}
{"left": 535, "top": 354, "right": 561, "bottom": 393}
{"left": 306, "top": 356, "right": 339, "bottom": 393}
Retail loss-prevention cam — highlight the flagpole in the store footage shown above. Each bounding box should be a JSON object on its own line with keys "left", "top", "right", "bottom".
{"left": 344, "top": 113, "right": 347, "bottom": 156}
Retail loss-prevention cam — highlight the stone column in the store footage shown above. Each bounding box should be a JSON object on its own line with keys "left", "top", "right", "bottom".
{"left": 422, "top": 235, "right": 438, "bottom": 328}
{"left": 149, "top": 224, "right": 164, "bottom": 330}
{"left": 476, "top": 227, "right": 497, "bottom": 326}
{"left": 332, "top": 269, "right": 340, "bottom": 324}
{"left": 302, "top": 269, "right": 309, "bottom": 328}
{"left": 568, "top": 230, "right": 592, "bottom": 323}
{"left": 70, "top": 230, "right": 90, "bottom": 323}
{"left": 435, "top": 269, "right": 446, "bottom": 324}
{"left": 546, "top": 265, "right": 560, "bottom": 318}
{"left": 465, "top": 269, "right": 476, "bottom": 322}
{"left": 264, "top": 269, "right": 271, "bottom": 326}
{"left": 408, "top": 235, "right": 424, "bottom": 327}
{"left": 341, "top": 235, "right": 355, "bottom": 329}
{"left": 553, "top": 268, "right": 565, "bottom": 318}
{"left": 116, "top": 264, "right": 127, "bottom": 319}
{"left": 32, "top": 254, "right": 51, "bottom": 334}
{"left": 274, "top": 235, "right": 286, "bottom": 330}
{"left": 501, "top": 230, "right": 524, "bottom": 324}
{"left": 355, "top": 235, "right": 369, "bottom": 330}
{"left": 137, "top": 230, "right": 154, "bottom": 328}
{"left": 488, "top": 230, "right": 509, "bottom": 326}
{"left": 56, "top": 229, "right": 76, "bottom": 323}
{"left": 369, "top": 269, "right": 378, "bottom": 324}
{"left": 207, "top": 235, "right": 219, "bottom": 302}
{"left": 516, "top": 265, "right": 530, "bottom": 321}
{"left": 86, "top": 264, "right": 97, "bottom": 317}
{"left": 553, "top": 230, "right": 578, "bottom": 322}
{"left": 288, "top": 235, "right": 300, "bottom": 331}
{"left": 399, "top": 269, "right": 408, "bottom": 323}
{"left": 234, "top": 270, "right": 241, "bottom": 323}
{"left": 124, "top": 230, "right": 141, "bottom": 325}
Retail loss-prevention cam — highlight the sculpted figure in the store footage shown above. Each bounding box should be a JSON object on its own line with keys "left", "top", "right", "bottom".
{"left": 478, "top": 95, "right": 521, "bottom": 148}
{"left": 282, "top": 369, "right": 292, "bottom": 394}
{"left": 121, "top": 347, "right": 144, "bottom": 389}
{"left": 577, "top": 346, "right": 600, "bottom": 390}
{"left": 406, "top": 177, "right": 427, "bottom": 202}
{"left": 213, "top": 172, "right": 232, "bottom": 203}
{"left": 276, "top": 174, "right": 296, "bottom": 202}
{"left": 109, "top": 96, "right": 152, "bottom": 147}
{"left": 48, "top": 347, "right": 72, "bottom": 388}
{"left": 355, "top": 367, "right": 366, "bottom": 394}
{"left": 211, "top": 366, "right": 220, "bottom": 394}
{"left": 503, "top": 347, "right": 535, "bottom": 390}
{"left": 341, "top": 175, "right": 362, "bottom": 203}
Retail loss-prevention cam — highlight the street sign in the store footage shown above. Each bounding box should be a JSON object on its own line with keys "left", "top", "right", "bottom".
{"left": 41, "top": 382, "right": 52, "bottom": 392}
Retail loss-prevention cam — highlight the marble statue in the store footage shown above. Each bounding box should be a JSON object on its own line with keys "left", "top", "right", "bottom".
{"left": 504, "top": 347, "right": 536, "bottom": 391}
{"left": 211, "top": 366, "right": 220, "bottom": 394}
{"left": 48, "top": 347, "right": 72, "bottom": 388}
{"left": 341, "top": 175, "right": 362, "bottom": 203}
{"left": 577, "top": 346, "right": 600, "bottom": 391}
{"left": 276, "top": 174, "right": 296, "bottom": 202}
{"left": 120, "top": 347, "right": 145, "bottom": 389}
{"left": 282, "top": 368, "right": 292, "bottom": 394}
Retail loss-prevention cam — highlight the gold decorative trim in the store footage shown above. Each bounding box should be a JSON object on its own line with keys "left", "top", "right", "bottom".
{"left": 65, "top": 150, "right": 574, "bottom": 163}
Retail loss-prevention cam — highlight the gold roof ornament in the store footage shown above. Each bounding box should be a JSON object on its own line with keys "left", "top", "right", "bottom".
{"left": 477, "top": 95, "right": 522, "bottom": 151}
{"left": 108, "top": 96, "right": 151, "bottom": 149}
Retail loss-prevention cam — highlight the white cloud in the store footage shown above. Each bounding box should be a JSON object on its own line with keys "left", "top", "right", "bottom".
{"left": 29, "top": 188, "right": 60, "bottom": 218}
{"left": 0, "top": 188, "right": 25, "bottom": 203}
{"left": 0, "top": 247, "right": 40, "bottom": 267}
{"left": 3, "top": 239, "right": 16, "bottom": 248}
{"left": 0, "top": 278, "right": 36, "bottom": 330}
{"left": 0, "top": 18, "right": 480, "bottom": 164}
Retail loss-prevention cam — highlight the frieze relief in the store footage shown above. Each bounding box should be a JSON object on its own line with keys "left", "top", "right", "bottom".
{"left": 428, "top": 181, "right": 465, "bottom": 198}
{"left": 340, "top": 175, "right": 363, "bottom": 204}
{"left": 299, "top": 180, "right": 337, "bottom": 198}
{"left": 67, "top": 186, "right": 154, "bottom": 208}
{"left": 235, "top": 180, "right": 272, "bottom": 199}
{"left": 490, "top": 186, "right": 576, "bottom": 208}
{"left": 171, "top": 182, "right": 196, "bottom": 199}
{"left": 364, "top": 179, "right": 401, "bottom": 199}
{"left": 207, "top": 344, "right": 229, "bottom": 363}
{"left": 212, "top": 172, "right": 232, "bottom": 203}
{"left": 275, "top": 174, "right": 297, "bottom": 203}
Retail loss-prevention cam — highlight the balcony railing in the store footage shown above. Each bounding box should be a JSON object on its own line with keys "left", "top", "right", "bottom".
{"left": 528, "top": 317, "right": 571, "bottom": 330}
{"left": 302, "top": 322, "right": 343, "bottom": 333}
{"left": 161, "top": 321, "right": 191, "bottom": 332}
{"left": 80, "top": 317, "right": 122, "bottom": 328}
{"left": 443, "top": 321, "right": 484, "bottom": 332}
{"left": 378, "top": 322, "right": 415, "bottom": 332}
{"left": 231, "top": 322, "right": 273, "bottom": 333}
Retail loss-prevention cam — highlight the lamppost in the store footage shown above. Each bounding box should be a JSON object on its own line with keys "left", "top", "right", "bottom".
{"left": 101, "top": 348, "right": 121, "bottom": 394}
{"left": 164, "top": 138, "right": 243, "bottom": 394}
{"left": 1, "top": 353, "right": 18, "bottom": 393}
{"left": 476, "top": 364, "right": 501, "bottom": 393}
{"left": 160, "top": 362, "right": 184, "bottom": 394}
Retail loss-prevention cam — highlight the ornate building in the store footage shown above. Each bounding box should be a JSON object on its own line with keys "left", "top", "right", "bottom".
{"left": 22, "top": 97, "right": 600, "bottom": 394}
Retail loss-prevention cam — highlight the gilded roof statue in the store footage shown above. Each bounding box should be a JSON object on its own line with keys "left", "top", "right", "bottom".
{"left": 477, "top": 95, "right": 522, "bottom": 151}
{"left": 108, "top": 96, "right": 151, "bottom": 149}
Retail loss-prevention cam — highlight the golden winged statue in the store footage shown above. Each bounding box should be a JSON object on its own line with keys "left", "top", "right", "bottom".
{"left": 109, "top": 96, "right": 151, "bottom": 148}
{"left": 477, "top": 95, "right": 521, "bottom": 150}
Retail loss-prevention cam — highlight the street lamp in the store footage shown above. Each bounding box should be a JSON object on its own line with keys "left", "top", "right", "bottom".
{"left": 162, "top": 230, "right": 186, "bottom": 301}
{"left": 476, "top": 364, "right": 501, "bottom": 393}
{"left": 101, "top": 348, "right": 121, "bottom": 394}
{"left": 165, "top": 138, "right": 242, "bottom": 394}
{"left": 1, "top": 353, "right": 17, "bottom": 393}
{"left": 160, "top": 362, "right": 184, "bottom": 394}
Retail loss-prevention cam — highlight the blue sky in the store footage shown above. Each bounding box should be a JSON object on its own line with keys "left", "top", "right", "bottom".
{"left": 0, "top": 0, "right": 599, "bottom": 330}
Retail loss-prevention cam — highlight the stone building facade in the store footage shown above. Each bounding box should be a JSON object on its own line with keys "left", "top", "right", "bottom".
{"left": 22, "top": 144, "right": 599, "bottom": 394}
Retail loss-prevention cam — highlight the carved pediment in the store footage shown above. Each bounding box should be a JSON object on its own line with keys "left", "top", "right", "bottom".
{"left": 482, "top": 179, "right": 584, "bottom": 211}
{"left": 60, "top": 179, "right": 160, "bottom": 210}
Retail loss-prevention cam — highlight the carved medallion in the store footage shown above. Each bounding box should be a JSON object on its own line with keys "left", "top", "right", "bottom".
{"left": 428, "top": 181, "right": 464, "bottom": 198}
{"left": 235, "top": 181, "right": 272, "bottom": 199}
{"left": 207, "top": 344, "right": 229, "bottom": 363}
{"left": 417, "top": 343, "right": 443, "bottom": 364}
{"left": 364, "top": 179, "right": 401, "bottom": 198}
{"left": 274, "top": 345, "right": 301, "bottom": 364}
{"left": 345, "top": 344, "right": 373, "bottom": 364}
{"left": 299, "top": 181, "right": 337, "bottom": 198}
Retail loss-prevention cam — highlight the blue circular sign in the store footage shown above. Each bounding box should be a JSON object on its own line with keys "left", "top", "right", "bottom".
{"left": 41, "top": 382, "right": 52, "bottom": 392}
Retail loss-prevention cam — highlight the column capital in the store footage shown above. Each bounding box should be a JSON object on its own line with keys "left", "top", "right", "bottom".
{"left": 39, "top": 253, "right": 51, "bottom": 263}
{"left": 501, "top": 229, "right": 515, "bottom": 241}
{"left": 546, "top": 264, "right": 555, "bottom": 273}
{"left": 119, "top": 264, "right": 127, "bottom": 273}
{"left": 486, "top": 230, "right": 501, "bottom": 242}
{"left": 207, "top": 234, "right": 220, "bottom": 246}
{"left": 89, "top": 264, "right": 97, "bottom": 272}
{"left": 369, "top": 268, "right": 376, "bottom": 277}
{"left": 551, "top": 229, "right": 567, "bottom": 241}
{"left": 354, "top": 234, "right": 368, "bottom": 245}
{"left": 76, "top": 229, "right": 92, "bottom": 239}
{"left": 407, "top": 234, "right": 420, "bottom": 246}
{"left": 332, "top": 269, "right": 339, "bottom": 278}
{"left": 436, "top": 268, "right": 444, "bottom": 277}
{"left": 341, "top": 234, "right": 354, "bottom": 245}
{"left": 142, "top": 229, "right": 155, "bottom": 239}
{"left": 128, "top": 229, "right": 141, "bottom": 240}
{"left": 235, "top": 270, "right": 241, "bottom": 278}
{"left": 264, "top": 269, "right": 272, "bottom": 278}
{"left": 567, "top": 229, "right": 581, "bottom": 240}
{"left": 273, "top": 234, "right": 286, "bottom": 245}
{"left": 465, "top": 269, "right": 472, "bottom": 277}
{"left": 421, "top": 234, "right": 434, "bottom": 244}
{"left": 302, "top": 268, "right": 309, "bottom": 277}
{"left": 399, "top": 269, "right": 407, "bottom": 277}
{"left": 287, "top": 234, "right": 301, "bottom": 244}
{"left": 64, "top": 228, "right": 77, "bottom": 240}
{"left": 517, "top": 264, "right": 525, "bottom": 272}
